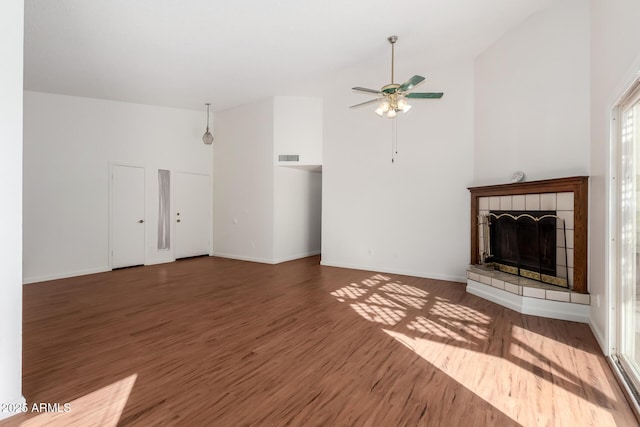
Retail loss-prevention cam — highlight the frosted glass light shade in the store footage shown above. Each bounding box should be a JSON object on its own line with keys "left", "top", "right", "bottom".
{"left": 202, "top": 131, "right": 214, "bottom": 145}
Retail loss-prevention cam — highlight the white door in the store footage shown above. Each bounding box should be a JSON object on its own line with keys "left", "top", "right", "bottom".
{"left": 112, "top": 165, "right": 145, "bottom": 268}
{"left": 174, "top": 172, "right": 210, "bottom": 259}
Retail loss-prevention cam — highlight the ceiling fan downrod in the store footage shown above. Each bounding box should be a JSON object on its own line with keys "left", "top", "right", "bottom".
{"left": 388, "top": 35, "right": 397, "bottom": 84}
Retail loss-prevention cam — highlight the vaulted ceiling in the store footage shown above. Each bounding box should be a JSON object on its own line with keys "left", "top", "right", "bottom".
{"left": 24, "top": 0, "right": 559, "bottom": 111}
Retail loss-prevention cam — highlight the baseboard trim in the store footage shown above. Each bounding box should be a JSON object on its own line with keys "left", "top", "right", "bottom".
{"left": 273, "top": 251, "right": 321, "bottom": 264}
{"left": 211, "top": 252, "right": 276, "bottom": 265}
{"left": 466, "top": 279, "right": 589, "bottom": 323}
{"left": 144, "top": 258, "right": 176, "bottom": 266}
{"left": 211, "top": 251, "right": 321, "bottom": 265}
{"left": 0, "top": 395, "right": 26, "bottom": 421}
{"left": 319, "top": 260, "right": 466, "bottom": 283}
{"left": 590, "top": 317, "right": 609, "bottom": 356}
{"left": 22, "top": 252, "right": 322, "bottom": 284}
{"left": 23, "top": 267, "right": 111, "bottom": 285}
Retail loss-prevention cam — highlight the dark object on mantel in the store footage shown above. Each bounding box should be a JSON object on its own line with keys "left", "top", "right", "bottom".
{"left": 468, "top": 176, "right": 589, "bottom": 294}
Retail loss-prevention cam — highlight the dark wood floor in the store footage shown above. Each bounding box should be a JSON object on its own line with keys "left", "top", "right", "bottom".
{"left": 1, "top": 256, "right": 636, "bottom": 426}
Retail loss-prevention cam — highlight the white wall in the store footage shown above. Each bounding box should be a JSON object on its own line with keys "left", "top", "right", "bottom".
{"left": 0, "top": 0, "right": 25, "bottom": 419}
{"left": 474, "top": 0, "right": 590, "bottom": 185}
{"left": 214, "top": 97, "right": 323, "bottom": 264}
{"left": 321, "top": 61, "right": 474, "bottom": 282}
{"left": 590, "top": 0, "right": 640, "bottom": 353}
{"left": 273, "top": 96, "right": 323, "bottom": 262}
{"left": 213, "top": 99, "right": 275, "bottom": 262}
{"left": 274, "top": 96, "right": 323, "bottom": 165}
{"left": 274, "top": 166, "right": 322, "bottom": 262}
{"left": 23, "top": 92, "right": 211, "bottom": 283}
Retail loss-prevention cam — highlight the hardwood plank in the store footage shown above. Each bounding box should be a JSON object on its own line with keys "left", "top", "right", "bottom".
{"left": 0, "top": 256, "right": 635, "bottom": 426}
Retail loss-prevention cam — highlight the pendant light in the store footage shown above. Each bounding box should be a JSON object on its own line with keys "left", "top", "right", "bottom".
{"left": 202, "top": 103, "right": 214, "bottom": 145}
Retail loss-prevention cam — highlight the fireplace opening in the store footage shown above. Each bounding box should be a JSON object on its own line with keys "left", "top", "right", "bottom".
{"left": 484, "top": 210, "right": 566, "bottom": 287}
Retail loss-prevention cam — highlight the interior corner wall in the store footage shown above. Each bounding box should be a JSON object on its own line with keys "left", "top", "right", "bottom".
{"left": 273, "top": 96, "right": 323, "bottom": 263}
{"left": 473, "top": 0, "right": 590, "bottom": 185}
{"left": 321, "top": 61, "right": 474, "bottom": 282}
{"left": 23, "top": 92, "right": 210, "bottom": 283}
{"left": 589, "top": 0, "right": 640, "bottom": 354}
{"left": 212, "top": 99, "right": 275, "bottom": 263}
{"left": 0, "top": 0, "right": 25, "bottom": 418}
{"left": 274, "top": 166, "right": 322, "bottom": 263}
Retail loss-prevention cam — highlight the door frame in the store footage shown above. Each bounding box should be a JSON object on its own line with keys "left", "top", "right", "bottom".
{"left": 172, "top": 170, "right": 213, "bottom": 258}
{"left": 109, "top": 162, "right": 146, "bottom": 269}
{"left": 608, "top": 58, "right": 640, "bottom": 419}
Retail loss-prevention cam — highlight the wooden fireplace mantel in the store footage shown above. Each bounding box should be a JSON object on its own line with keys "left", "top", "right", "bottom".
{"left": 468, "top": 176, "right": 589, "bottom": 294}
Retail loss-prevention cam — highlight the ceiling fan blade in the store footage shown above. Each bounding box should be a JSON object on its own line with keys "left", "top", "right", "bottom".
{"left": 352, "top": 87, "right": 383, "bottom": 95}
{"left": 398, "top": 75, "right": 426, "bottom": 92}
{"left": 349, "top": 98, "right": 383, "bottom": 109}
{"left": 406, "top": 92, "right": 444, "bottom": 99}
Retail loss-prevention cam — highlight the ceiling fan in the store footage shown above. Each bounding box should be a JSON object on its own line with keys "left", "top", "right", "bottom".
{"left": 350, "top": 36, "right": 443, "bottom": 118}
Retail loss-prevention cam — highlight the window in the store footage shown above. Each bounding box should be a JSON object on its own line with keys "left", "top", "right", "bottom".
{"left": 615, "top": 79, "right": 640, "bottom": 394}
{"left": 158, "top": 169, "right": 170, "bottom": 250}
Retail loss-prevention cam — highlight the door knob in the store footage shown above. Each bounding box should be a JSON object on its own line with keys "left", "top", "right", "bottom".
{"left": 138, "top": 220, "right": 144, "bottom": 223}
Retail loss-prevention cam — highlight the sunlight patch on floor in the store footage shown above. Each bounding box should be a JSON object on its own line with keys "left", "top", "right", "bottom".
{"left": 382, "top": 329, "right": 617, "bottom": 426}
{"left": 364, "top": 293, "right": 405, "bottom": 309}
{"left": 20, "top": 374, "right": 137, "bottom": 427}
{"left": 509, "top": 324, "right": 617, "bottom": 402}
{"left": 330, "top": 274, "right": 621, "bottom": 426}
{"left": 350, "top": 302, "right": 405, "bottom": 326}
{"left": 330, "top": 284, "right": 368, "bottom": 302}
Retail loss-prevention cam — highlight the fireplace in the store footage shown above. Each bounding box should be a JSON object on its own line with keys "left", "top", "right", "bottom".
{"left": 468, "top": 176, "right": 589, "bottom": 294}
{"left": 482, "top": 210, "right": 568, "bottom": 287}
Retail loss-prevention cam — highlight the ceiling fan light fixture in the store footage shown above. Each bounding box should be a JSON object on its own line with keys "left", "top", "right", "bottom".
{"left": 375, "top": 100, "right": 391, "bottom": 116}
{"left": 349, "top": 36, "right": 443, "bottom": 122}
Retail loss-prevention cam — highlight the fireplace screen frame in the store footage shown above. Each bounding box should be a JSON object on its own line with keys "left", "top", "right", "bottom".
{"left": 480, "top": 211, "right": 570, "bottom": 288}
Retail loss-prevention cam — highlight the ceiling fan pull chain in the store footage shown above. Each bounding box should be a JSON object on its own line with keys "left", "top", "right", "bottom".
{"left": 391, "top": 117, "right": 397, "bottom": 164}
{"left": 395, "top": 119, "right": 399, "bottom": 156}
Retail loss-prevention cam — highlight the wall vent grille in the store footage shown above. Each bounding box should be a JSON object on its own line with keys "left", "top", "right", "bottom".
{"left": 278, "top": 154, "right": 300, "bottom": 162}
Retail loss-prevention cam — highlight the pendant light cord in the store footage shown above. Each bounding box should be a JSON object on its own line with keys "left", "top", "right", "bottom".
{"left": 205, "top": 103, "right": 211, "bottom": 132}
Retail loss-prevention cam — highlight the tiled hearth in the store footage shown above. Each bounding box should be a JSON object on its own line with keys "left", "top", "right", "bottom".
{"left": 467, "top": 265, "right": 591, "bottom": 323}
{"left": 467, "top": 266, "right": 589, "bottom": 304}
{"left": 467, "top": 177, "right": 590, "bottom": 323}
{"left": 466, "top": 265, "right": 589, "bottom": 323}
